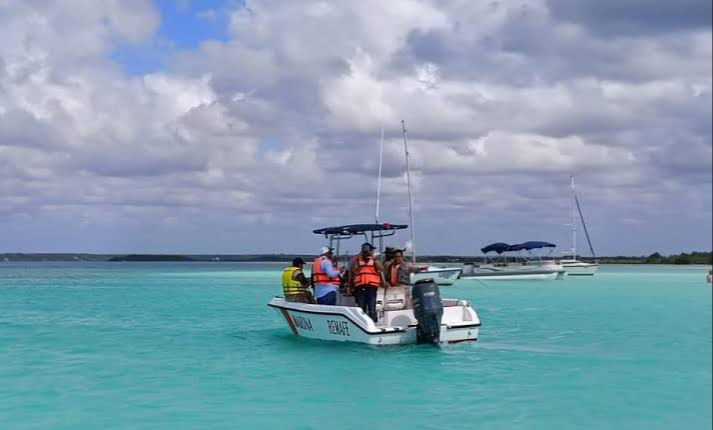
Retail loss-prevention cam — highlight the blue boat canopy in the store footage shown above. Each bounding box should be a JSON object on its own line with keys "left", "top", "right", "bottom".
{"left": 313, "top": 223, "right": 408, "bottom": 236}
{"left": 481, "top": 242, "right": 512, "bottom": 254}
{"left": 482, "top": 241, "right": 557, "bottom": 253}
{"left": 511, "top": 241, "right": 557, "bottom": 251}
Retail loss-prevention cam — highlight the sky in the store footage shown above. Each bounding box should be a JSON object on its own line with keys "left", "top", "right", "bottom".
{"left": 0, "top": 0, "right": 711, "bottom": 256}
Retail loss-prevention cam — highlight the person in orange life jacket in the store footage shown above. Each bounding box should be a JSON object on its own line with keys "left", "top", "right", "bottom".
{"left": 350, "top": 243, "right": 384, "bottom": 322}
{"left": 312, "top": 246, "right": 341, "bottom": 305}
{"left": 385, "top": 249, "right": 425, "bottom": 288}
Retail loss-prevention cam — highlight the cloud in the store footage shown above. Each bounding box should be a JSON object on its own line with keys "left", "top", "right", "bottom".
{"left": 548, "top": 0, "right": 713, "bottom": 36}
{"left": 0, "top": 0, "right": 710, "bottom": 255}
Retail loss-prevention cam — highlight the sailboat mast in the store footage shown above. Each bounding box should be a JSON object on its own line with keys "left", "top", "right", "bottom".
{"left": 375, "top": 126, "right": 385, "bottom": 223}
{"left": 571, "top": 175, "right": 577, "bottom": 258}
{"left": 402, "top": 120, "right": 416, "bottom": 264}
{"left": 575, "top": 195, "right": 597, "bottom": 259}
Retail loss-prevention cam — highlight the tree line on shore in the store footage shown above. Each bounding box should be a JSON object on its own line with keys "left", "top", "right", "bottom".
{"left": 1, "top": 252, "right": 711, "bottom": 265}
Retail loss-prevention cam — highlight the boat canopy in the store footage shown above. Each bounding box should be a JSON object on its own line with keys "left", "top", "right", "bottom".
{"left": 510, "top": 241, "right": 557, "bottom": 251}
{"left": 481, "top": 242, "right": 512, "bottom": 254}
{"left": 482, "top": 241, "right": 557, "bottom": 254}
{"left": 313, "top": 223, "right": 408, "bottom": 236}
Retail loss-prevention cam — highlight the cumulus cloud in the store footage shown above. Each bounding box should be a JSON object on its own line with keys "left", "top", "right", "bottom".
{"left": 0, "top": 0, "right": 710, "bottom": 254}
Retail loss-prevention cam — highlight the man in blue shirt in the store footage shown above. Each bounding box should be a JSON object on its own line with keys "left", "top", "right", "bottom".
{"left": 311, "top": 246, "right": 341, "bottom": 305}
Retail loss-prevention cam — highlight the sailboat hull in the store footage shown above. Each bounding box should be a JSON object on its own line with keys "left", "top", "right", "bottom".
{"left": 562, "top": 261, "right": 599, "bottom": 276}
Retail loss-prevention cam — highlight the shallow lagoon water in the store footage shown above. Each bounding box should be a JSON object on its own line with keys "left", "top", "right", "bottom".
{"left": 1, "top": 263, "right": 711, "bottom": 429}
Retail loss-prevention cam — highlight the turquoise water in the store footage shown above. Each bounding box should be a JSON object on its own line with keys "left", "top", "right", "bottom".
{"left": 1, "top": 263, "right": 711, "bottom": 430}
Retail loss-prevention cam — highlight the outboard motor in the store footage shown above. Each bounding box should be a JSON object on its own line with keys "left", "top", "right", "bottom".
{"left": 412, "top": 279, "right": 444, "bottom": 344}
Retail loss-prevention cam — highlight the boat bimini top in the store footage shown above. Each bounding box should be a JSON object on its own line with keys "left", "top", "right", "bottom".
{"left": 314, "top": 223, "right": 408, "bottom": 254}
{"left": 313, "top": 223, "right": 408, "bottom": 237}
{"left": 481, "top": 241, "right": 557, "bottom": 254}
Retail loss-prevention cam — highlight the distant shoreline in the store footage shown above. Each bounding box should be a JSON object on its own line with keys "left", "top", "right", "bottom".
{"left": 1, "top": 252, "right": 710, "bottom": 265}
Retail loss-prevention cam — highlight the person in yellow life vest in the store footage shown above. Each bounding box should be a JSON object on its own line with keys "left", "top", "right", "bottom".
{"left": 282, "top": 258, "right": 314, "bottom": 303}
{"left": 350, "top": 243, "right": 383, "bottom": 322}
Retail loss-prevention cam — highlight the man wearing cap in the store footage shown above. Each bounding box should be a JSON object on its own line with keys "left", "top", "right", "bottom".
{"left": 281, "top": 258, "right": 314, "bottom": 303}
{"left": 311, "top": 247, "right": 341, "bottom": 305}
{"left": 350, "top": 243, "right": 384, "bottom": 322}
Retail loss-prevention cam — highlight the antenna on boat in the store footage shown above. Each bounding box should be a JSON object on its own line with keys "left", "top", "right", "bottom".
{"left": 375, "top": 124, "right": 386, "bottom": 257}
{"left": 401, "top": 120, "right": 416, "bottom": 264}
{"left": 375, "top": 125, "right": 385, "bottom": 224}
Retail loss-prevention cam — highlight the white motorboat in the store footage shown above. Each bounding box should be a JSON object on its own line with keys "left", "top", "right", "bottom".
{"left": 269, "top": 223, "right": 481, "bottom": 345}
{"left": 460, "top": 263, "right": 560, "bottom": 281}
{"left": 459, "top": 242, "right": 563, "bottom": 282}
{"left": 411, "top": 266, "right": 463, "bottom": 286}
{"left": 269, "top": 294, "right": 480, "bottom": 346}
{"left": 563, "top": 175, "right": 599, "bottom": 276}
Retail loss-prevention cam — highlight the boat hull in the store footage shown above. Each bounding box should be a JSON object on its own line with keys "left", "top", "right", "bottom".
{"left": 562, "top": 261, "right": 599, "bottom": 276}
{"left": 460, "top": 270, "right": 559, "bottom": 281}
{"left": 268, "top": 297, "right": 480, "bottom": 345}
{"left": 411, "top": 267, "right": 463, "bottom": 286}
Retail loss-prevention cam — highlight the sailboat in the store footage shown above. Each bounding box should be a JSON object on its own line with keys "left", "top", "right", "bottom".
{"left": 561, "top": 176, "right": 599, "bottom": 276}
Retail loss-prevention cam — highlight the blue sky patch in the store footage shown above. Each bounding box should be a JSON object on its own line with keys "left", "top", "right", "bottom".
{"left": 111, "top": 0, "right": 235, "bottom": 75}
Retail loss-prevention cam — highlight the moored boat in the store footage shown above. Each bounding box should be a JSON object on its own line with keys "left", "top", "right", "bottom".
{"left": 563, "top": 175, "right": 599, "bottom": 276}
{"left": 460, "top": 264, "right": 560, "bottom": 281}
{"left": 459, "top": 242, "right": 562, "bottom": 282}
{"left": 561, "top": 259, "right": 599, "bottom": 276}
{"left": 411, "top": 266, "right": 463, "bottom": 286}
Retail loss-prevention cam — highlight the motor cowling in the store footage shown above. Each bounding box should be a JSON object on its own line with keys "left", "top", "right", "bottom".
{"left": 412, "top": 279, "right": 444, "bottom": 344}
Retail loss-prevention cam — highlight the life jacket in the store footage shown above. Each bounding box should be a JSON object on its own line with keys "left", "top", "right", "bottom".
{"left": 312, "top": 256, "right": 340, "bottom": 285}
{"left": 282, "top": 266, "right": 308, "bottom": 297}
{"left": 389, "top": 263, "right": 401, "bottom": 286}
{"left": 354, "top": 255, "right": 382, "bottom": 288}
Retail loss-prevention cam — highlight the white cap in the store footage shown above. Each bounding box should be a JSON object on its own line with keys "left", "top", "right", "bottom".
{"left": 320, "top": 246, "right": 334, "bottom": 255}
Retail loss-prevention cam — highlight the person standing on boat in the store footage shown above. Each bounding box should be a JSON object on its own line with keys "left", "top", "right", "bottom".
{"left": 385, "top": 249, "right": 424, "bottom": 288}
{"left": 350, "top": 243, "right": 383, "bottom": 322}
{"left": 312, "top": 247, "right": 341, "bottom": 305}
{"left": 281, "top": 258, "right": 314, "bottom": 303}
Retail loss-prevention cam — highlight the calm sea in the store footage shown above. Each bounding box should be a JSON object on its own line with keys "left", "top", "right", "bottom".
{"left": 1, "top": 263, "right": 711, "bottom": 430}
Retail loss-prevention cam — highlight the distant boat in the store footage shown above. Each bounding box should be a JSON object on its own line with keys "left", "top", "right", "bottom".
{"left": 411, "top": 266, "right": 463, "bottom": 286}
{"left": 461, "top": 265, "right": 559, "bottom": 281}
{"left": 460, "top": 242, "right": 562, "bottom": 282}
{"left": 563, "top": 176, "right": 599, "bottom": 276}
